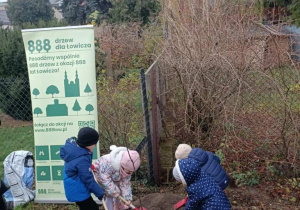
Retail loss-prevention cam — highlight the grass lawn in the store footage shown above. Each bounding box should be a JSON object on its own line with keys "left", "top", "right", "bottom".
{"left": 0, "top": 126, "right": 79, "bottom": 209}
{"left": 0, "top": 126, "right": 34, "bottom": 179}
{"left": 13, "top": 202, "right": 78, "bottom": 210}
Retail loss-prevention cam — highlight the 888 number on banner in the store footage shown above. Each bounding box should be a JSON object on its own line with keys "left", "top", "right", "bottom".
{"left": 28, "top": 39, "right": 51, "bottom": 53}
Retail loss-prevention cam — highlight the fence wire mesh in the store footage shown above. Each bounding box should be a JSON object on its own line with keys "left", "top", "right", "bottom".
{"left": 96, "top": 71, "right": 154, "bottom": 182}
{"left": 0, "top": 77, "right": 34, "bottom": 178}
{"left": 0, "top": 74, "right": 154, "bottom": 183}
{"left": 156, "top": 65, "right": 300, "bottom": 178}
{"left": 154, "top": 0, "right": 300, "bottom": 179}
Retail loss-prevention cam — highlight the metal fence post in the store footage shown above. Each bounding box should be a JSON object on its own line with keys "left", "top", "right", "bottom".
{"left": 150, "top": 65, "right": 161, "bottom": 186}
{"left": 140, "top": 69, "right": 154, "bottom": 181}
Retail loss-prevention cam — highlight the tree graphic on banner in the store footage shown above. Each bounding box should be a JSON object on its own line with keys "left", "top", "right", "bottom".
{"left": 34, "top": 107, "right": 43, "bottom": 117}
{"left": 32, "top": 88, "right": 40, "bottom": 98}
{"left": 46, "top": 85, "right": 59, "bottom": 98}
{"left": 85, "top": 104, "right": 94, "bottom": 114}
{"left": 72, "top": 99, "right": 81, "bottom": 115}
{"left": 84, "top": 83, "right": 92, "bottom": 95}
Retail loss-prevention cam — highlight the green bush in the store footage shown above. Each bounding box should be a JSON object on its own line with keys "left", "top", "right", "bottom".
{"left": 232, "top": 169, "right": 260, "bottom": 187}
{"left": 0, "top": 26, "right": 27, "bottom": 77}
{"left": 0, "top": 26, "right": 32, "bottom": 120}
{"left": 0, "top": 77, "right": 32, "bottom": 121}
{"left": 0, "top": 20, "right": 67, "bottom": 121}
{"left": 97, "top": 70, "right": 144, "bottom": 151}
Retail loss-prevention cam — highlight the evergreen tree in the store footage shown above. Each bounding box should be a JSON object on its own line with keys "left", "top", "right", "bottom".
{"left": 61, "top": 0, "right": 111, "bottom": 25}
{"left": 6, "top": 0, "right": 54, "bottom": 26}
{"left": 0, "top": 26, "right": 27, "bottom": 77}
{"left": 84, "top": 83, "right": 92, "bottom": 95}
{"left": 108, "top": 0, "right": 160, "bottom": 25}
{"left": 289, "top": 0, "right": 300, "bottom": 26}
{"left": 263, "top": 0, "right": 300, "bottom": 26}
{"left": 72, "top": 99, "right": 81, "bottom": 115}
{"left": 263, "top": 0, "right": 291, "bottom": 7}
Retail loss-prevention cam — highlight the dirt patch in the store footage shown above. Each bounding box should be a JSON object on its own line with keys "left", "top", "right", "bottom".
{"left": 133, "top": 193, "right": 185, "bottom": 210}
{"left": 0, "top": 113, "right": 32, "bottom": 127}
{"left": 130, "top": 179, "right": 299, "bottom": 210}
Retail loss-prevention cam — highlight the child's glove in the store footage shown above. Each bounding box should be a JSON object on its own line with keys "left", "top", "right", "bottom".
{"left": 91, "top": 164, "right": 96, "bottom": 173}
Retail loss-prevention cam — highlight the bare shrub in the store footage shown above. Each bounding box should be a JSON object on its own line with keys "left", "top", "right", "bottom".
{"left": 95, "top": 23, "right": 160, "bottom": 153}
{"left": 97, "top": 73, "right": 145, "bottom": 153}
{"left": 94, "top": 23, "right": 157, "bottom": 78}
{"left": 159, "top": 0, "right": 299, "bottom": 174}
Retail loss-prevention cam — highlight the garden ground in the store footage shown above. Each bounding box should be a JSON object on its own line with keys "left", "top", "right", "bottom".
{"left": 0, "top": 113, "right": 299, "bottom": 210}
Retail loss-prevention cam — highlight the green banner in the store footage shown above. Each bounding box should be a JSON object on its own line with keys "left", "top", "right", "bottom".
{"left": 22, "top": 26, "right": 99, "bottom": 203}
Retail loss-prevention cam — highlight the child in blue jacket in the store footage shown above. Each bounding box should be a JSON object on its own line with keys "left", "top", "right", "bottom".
{"left": 60, "top": 127, "right": 104, "bottom": 210}
{"left": 173, "top": 158, "right": 231, "bottom": 209}
{"left": 175, "top": 144, "right": 229, "bottom": 190}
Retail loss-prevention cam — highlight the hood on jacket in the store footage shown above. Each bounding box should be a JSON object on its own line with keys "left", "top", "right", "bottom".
{"left": 109, "top": 145, "right": 127, "bottom": 172}
{"left": 60, "top": 138, "right": 90, "bottom": 162}
{"left": 176, "top": 158, "right": 202, "bottom": 186}
{"left": 188, "top": 148, "right": 208, "bottom": 166}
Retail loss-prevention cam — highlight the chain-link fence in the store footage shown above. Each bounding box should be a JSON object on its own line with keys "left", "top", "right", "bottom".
{"left": 96, "top": 71, "right": 156, "bottom": 182}
{"left": 152, "top": 0, "right": 300, "bottom": 181}
{"left": 0, "top": 73, "right": 156, "bottom": 184}
{"left": 0, "top": 77, "right": 34, "bottom": 179}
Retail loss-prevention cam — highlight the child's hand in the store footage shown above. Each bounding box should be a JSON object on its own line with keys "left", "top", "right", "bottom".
{"left": 112, "top": 186, "right": 121, "bottom": 198}
{"left": 124, "top": 200, "right": 132, "bottom": 207}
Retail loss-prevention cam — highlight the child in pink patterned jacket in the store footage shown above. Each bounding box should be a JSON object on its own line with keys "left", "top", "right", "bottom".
{"left": 94, "top": 145, "right": 141, "bottom": 210}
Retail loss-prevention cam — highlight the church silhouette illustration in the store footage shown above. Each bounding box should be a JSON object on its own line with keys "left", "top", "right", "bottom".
{"left": 64, "top": 70, "right": 80, "bottom": 97}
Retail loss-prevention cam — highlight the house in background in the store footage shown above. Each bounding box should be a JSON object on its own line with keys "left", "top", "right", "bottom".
{"left": 0, "top": 1, "right": 11, "bottom": 29}
{"left": 49, "top": 0, "right": 63, "bottom": 20}
{"left": 49, "top": 0, "right": 63, "bottom": 7}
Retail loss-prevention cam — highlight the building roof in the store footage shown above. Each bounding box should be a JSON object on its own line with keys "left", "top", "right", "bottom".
{"left": 49, "top": 0, "right": 63, "bottom": 5}
{"left": 0, "top": 10, "right": 9, "bottom": 25}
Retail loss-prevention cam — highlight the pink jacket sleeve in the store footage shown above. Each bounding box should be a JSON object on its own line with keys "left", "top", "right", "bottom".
{"left": 119, "top": 175, "right": 132, "bottom": 200}
{"left": 94, "top": 157, "right": 120, "bottom": 197}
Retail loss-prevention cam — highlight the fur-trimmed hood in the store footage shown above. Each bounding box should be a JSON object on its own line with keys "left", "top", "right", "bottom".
{"left": 109, "top": 145, "right": 127, "bottom": 172}
{"left": 175, "top": 159, "right": 187, "bottom": 185}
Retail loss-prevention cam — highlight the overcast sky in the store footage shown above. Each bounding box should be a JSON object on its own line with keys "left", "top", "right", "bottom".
{"left": 0, "top": 0, "right": 7, "bottom": 2}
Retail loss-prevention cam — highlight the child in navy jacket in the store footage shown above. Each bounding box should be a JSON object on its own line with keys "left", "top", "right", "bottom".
{"left": 60, "top": 127, "right": 104, "bottom": 210}
{"left": 175, "top": 144, "right": 229, "bottom": 190}
{"left": 173, "top": 158, "right": 231, "bottom": 209}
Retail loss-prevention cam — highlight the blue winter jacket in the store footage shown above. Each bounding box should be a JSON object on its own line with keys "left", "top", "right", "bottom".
{"left": 188, "top": 148, "right": 229, "bottom": 190}
{"left": 178, "top": 158, "right": 231, "bottom": 210}
{"left": 60, "top": 138, "right": 104, "bottom": 202}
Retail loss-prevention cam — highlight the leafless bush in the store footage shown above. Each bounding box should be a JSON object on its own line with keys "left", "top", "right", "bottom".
{"left": 94, "top": 23, "right": 148, "bottom": 78}
{"left": 159, "top": 0, "right": 299, "bottom": 173}
{"left": 94, "top": 24, "right": 154, "bottom": 153}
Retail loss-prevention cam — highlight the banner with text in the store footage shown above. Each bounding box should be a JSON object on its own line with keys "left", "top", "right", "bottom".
{"left": 22, "top": 26, "right": 99, "bottom": 203}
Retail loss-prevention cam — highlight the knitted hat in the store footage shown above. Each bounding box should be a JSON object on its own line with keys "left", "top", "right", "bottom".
{"left": 175, "top": 144, "right": 192, "bottom": 159}
{"left": 77, "top": 127, "right": 99, "bottom": 147}
{"left": 120, "top": 150, "right": 141, "bottom": 172}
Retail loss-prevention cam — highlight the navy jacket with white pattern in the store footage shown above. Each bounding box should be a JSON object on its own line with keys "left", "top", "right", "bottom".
{"left": 178, "top": 158, "right": 231, "bottom": 210}
{"left": 188, "top": 148, "right": 229, "bottom": 190}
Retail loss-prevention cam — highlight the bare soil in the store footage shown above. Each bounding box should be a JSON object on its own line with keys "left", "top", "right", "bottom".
{"left": 129, "top": 179, "right": 299, "bottom": 210}
{"left": 0, "top": 113, "right": 32, "bottom": 127}
{"left": 132, "top": 193, "right": 185, "bottom": 210}
{"left": 1, "top": 112, "right": 299, "bottom": 209}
